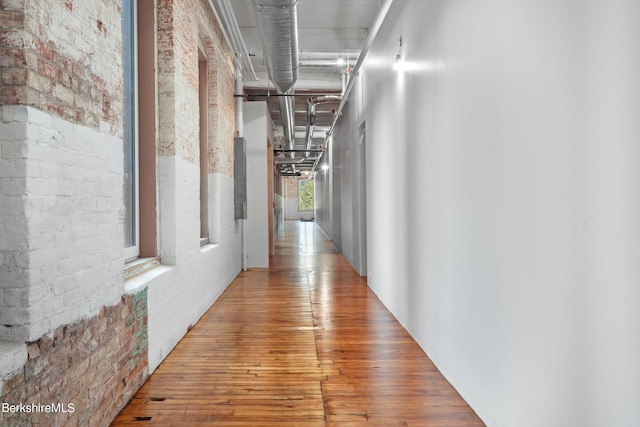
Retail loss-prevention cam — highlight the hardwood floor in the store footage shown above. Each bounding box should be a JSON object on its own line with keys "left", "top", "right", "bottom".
{"left": 111, "top": 221, "right": 485, "bottom": 426}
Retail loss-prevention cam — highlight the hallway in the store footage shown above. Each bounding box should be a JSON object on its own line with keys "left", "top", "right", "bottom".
{"left": 111, "top": 221, "right": 484, "bottom": 426}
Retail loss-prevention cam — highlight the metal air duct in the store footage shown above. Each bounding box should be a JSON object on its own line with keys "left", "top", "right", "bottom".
{"left": 304, "top": 95, "right": 341, "bottom": 157}
{"left": 278, "top": 94, "right": 296, "bottom": 156}
{"left": 251, "top": 0, "right": 299, "bottom": 154}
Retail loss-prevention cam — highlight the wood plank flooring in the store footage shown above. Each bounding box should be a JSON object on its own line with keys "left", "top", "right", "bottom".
{"left": 111, "top": 221, "right": 485, "bottom": 426}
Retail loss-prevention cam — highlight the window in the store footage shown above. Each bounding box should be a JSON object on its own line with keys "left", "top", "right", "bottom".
{"left": 123, "top": 0, "right": 157, "bottom": 263}
{"left": 199, "top": 49, "right": 209, "bottom": 244}
{"left": 299, "top": 179, "right": 314, "bottom": 211}
{"left": 123, "top": 0, "right": 138, "bottom": 261}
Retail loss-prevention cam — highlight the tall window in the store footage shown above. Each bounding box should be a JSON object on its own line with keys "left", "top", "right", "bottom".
{"left": 299, "top": 179, "right": 314, "bottom": 211}
{"left": 122, "top": 0, "right": 157, "bottom": 263}
{"left": 123, "top": 0, "right": 138, "bottom": 261}
{"left": 199, "top": 50, "right": 209, "bottom": 244}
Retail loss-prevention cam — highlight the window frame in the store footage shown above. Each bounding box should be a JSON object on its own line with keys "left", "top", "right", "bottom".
{"left": 298, "top": 178, "right": 314, "bottom": 211}
{"left": 199, "top": 47, "right": 210, "bottom": 245}
{"left": 123, "top": 0, "right": 140, "bottom": 262}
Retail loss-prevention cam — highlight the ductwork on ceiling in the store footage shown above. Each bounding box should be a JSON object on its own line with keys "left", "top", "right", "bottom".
{"left": 303, "top": 95, "right": 341, "bottom": 158}
{"left": 251, "top": 0, "right": 299, "bottom": 158}
{"left": 278, "top": 95, "right": 296, "bottom": 159}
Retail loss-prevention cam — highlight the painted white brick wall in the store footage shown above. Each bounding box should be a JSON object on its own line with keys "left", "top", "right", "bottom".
{"left": 0, "top": 107, "right": 31, "bottom": 341}
{"left": 147, "top": 161, "right": 241, "bottom": 371}
{"left": 0, "top": 106, "right": 123, "bottom": 342}
{"left": 174, "top": 158, "right": 201, "bottom": 262}
{"left": 0, "top": 341, "right": 27, "bottom": 395}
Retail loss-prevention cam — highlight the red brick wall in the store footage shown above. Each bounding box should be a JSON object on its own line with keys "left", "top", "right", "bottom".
{"left": 0, "top": 0, "right": 123, "bottom": 136}
{"left": 0, "top": 290, "right": 148, "bottom": 426}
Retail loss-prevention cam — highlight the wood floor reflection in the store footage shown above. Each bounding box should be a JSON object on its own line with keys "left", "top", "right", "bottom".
{"left": 111, "top": 221, "right": 485, "bottom": 426}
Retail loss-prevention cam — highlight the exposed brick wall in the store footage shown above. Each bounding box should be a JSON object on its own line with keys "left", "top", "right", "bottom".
{"left": 202, "top": 31, "right": 236, "bottom": 178}
{"left": 0, "top": 0, "right": 123, "bottom": 136}
{"left": 0, "top": 289, "right": 148, "bottom": 426}
{"left": 1, "top": 1, "right": 242, "bottom": 425}
{"left": 156, "top": 0, "right": 236, "bottom": 175}
{"left": 284, "top": 176, "right": 300, "bottom": 196}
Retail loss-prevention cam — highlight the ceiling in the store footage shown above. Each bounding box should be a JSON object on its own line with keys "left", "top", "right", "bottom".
{"left": 227, "top": 0, "right": 384, "bottom": 176}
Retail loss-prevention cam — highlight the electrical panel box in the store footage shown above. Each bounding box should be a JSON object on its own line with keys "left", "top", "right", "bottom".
{"left": 234, "top": 137, "right": 247, "bottom": 219}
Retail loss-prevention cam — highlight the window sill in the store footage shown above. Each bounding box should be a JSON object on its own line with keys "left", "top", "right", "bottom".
{"left": 200, "top": 241, "right": 219, "bottom": 252}
{"left": 125, "top": 257, "right": 160, "bottom": 280}
{"left": 124, "top": 258, "right": 172, "bottom": 295}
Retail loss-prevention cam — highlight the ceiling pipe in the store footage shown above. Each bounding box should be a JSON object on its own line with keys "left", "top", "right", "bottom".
{"left": 208, "top": 0, "right": 257, "bottom": 80}
{"left": 312, "top": 0, "right": 396, "bottom": 173}
{"left": 341, "top": 68, "right": 349, "bottom": 96}
{"left": 251, "top": 0, "right": 299, "bottom": 93}
{"left": 274, "top": 156, "right": 313, "bottom": 165}
{"left": 298, "top": 59, "right": 357, "bottom": 68}
{"left": 303, "top": 102, "right": 316, "bottom": 158}
{"left": 304, "top": 95, "right": 341, "bottom": 158}
{"left": 299, "top": 51, "right": 359, "bottom": 60}
{"left": 251, "top": 0, "right": 299, "bottom": 158}
{"left": 278, "top": 94, "right": 296, "bottom": 158}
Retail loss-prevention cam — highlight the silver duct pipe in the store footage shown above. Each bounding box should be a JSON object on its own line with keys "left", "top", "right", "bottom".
{"left": 251, "top": 0, "right": 299, "bottom": 157}
{"left": 303, "top": 102, "right": 316, "bottom": 158}
{"left": 341, "top": 69, "right": 349, "bottom": 96}
{"left": 278, "top": 94, "right": 296, "bottom": 157}
{"left": 304, "top": 95, "right": 341, "bottom": 157}
{"left": 251, "top": 0, "right": 299, "bottom": 93}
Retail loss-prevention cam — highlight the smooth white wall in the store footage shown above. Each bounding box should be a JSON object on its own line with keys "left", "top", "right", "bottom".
{"left": 283, "top": 198, "right": 314, "bottom": 220}
{"left": 314, "top": 136, "right": 333, "bottom": 239}
{"left": 243, "top": 102, "right": 270, "bottom": 268}
{"left": 327, "top": 0, "right": 640, "bottom": 426}
{"left": 316, "top": 80, "right": 367, "bottom": 275}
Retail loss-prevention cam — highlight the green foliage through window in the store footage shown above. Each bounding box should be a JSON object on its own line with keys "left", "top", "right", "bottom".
{"left": 299, "top": 179, "right": 314, "bottom": 211}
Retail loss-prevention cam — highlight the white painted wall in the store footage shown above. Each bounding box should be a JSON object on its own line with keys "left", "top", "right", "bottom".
{"left": 0, "top": 108, "right": 243, "bottom": 375}
{"left": 143, "top": 161, "right": 242, "bottom": 370}
{"left": 328, "top": 77, "right": 367, "bottom": 275}
{"left": 0, "top": 106, "right": 124, "bottom": 342}
{"left": 283, "top": 199, "right": 314, "bottom": 221}
{"left": 322, "top": 0, "right": 640, "bottom": 426}
{"left": 315, "top": 136, "right": 333, "bottom": 240}
{"left": 243, "top": 102, "right": 271, "bottom": 268}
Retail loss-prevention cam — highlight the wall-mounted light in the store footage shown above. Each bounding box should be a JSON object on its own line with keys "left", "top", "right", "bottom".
{"left": 321, "top": 163, "right": 330, "bottom": 171}
{"left": 393, "top": 35, "right": 403, "bottom": 71}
